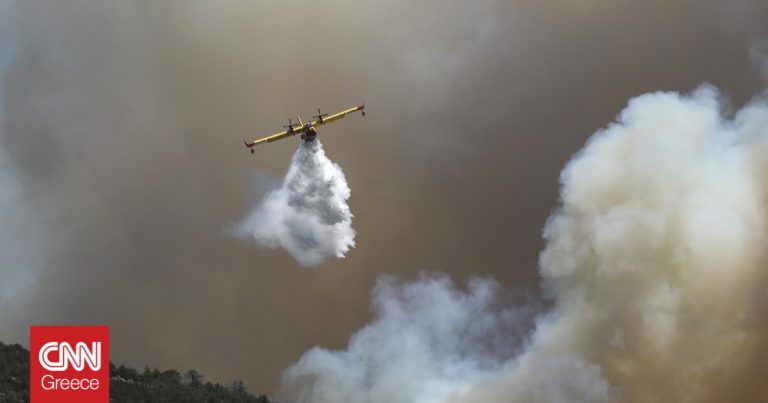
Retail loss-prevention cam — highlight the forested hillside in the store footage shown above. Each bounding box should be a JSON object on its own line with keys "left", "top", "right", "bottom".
{"left": 0, "top": 342, "right": 271, "bottom": 402}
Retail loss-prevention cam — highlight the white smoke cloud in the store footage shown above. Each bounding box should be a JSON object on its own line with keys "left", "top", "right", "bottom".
{"left": 281, "top": 274, "right": 538, "bottom": 402}
{"left": 280, "top": 86, "right": 768, "bottom": 402}
{"left": 235, "top": 140, "right": 355, "bottom": 266}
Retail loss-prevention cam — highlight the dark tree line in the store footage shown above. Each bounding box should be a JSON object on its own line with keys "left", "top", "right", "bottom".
{"left": 0, "top": 342, "right": 28, "bottom": 402}
{"left": 0, "top": 341, "right": 272, "bottom": 402}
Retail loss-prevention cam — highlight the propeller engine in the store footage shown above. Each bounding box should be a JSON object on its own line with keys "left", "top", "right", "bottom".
{"left": 313, "top": 108, "right": 329, "bottom": 123}
{"left": 283, "top": 118, "right": 300, "bottom": 133}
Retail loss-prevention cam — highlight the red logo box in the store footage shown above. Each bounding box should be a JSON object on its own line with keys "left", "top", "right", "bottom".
{"left": 30, "top": 326, "right": 109, "bottom": 403}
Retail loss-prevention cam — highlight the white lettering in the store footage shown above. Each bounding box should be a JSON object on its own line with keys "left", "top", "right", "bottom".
{"left": 39, "top": 341, "right": 101, "bottom": 371}
{"left": 41, "top": 374, "right": 100, "bottom": 391}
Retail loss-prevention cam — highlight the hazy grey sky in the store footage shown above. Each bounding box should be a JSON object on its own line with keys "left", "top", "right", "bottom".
{"left": 1, "top": 0, "right": 767, "bottom": 396}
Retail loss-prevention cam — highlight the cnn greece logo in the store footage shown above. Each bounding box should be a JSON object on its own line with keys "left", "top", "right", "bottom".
{"left": 30, "top": 326, "right": 110, "bottom": 403}
{"left": 39, "top": 341, "right": 101, "bottom": 371}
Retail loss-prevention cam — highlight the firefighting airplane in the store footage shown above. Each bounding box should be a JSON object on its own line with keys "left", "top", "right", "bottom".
{"left": 244, "top": 104, "right": 365, "bottom": 152}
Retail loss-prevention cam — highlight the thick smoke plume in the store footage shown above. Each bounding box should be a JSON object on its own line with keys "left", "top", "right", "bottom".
{"left": 0, "top": 149, "right": 42, "bottom": 303}
{"left": 281, "top": 86, "right": 768, "bottom": 402}
{"left": 236, "top": 140, "right": 355, "bottom": 266}
{"left": 0, "top": 4, "right": 43, "bottom": 304}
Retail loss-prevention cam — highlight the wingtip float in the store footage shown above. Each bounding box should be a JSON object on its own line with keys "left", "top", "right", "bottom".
{"left": 244, "top": 103, "right": 366, "bottom": 153}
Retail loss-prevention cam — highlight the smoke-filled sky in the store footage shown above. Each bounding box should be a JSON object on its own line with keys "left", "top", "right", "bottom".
{"left": 1, "top": 0, "right": 768, "bottom": 399}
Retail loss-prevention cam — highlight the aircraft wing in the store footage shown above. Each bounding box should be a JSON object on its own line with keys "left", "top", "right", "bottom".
{"left": 245, "top": 104, "right": 364, "bottom": 151}
{"left": 313, "top": 105, "right": 365, "bottom": 127}
{"left": 245, "top": 130, "right": 294, "bottom": 148}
